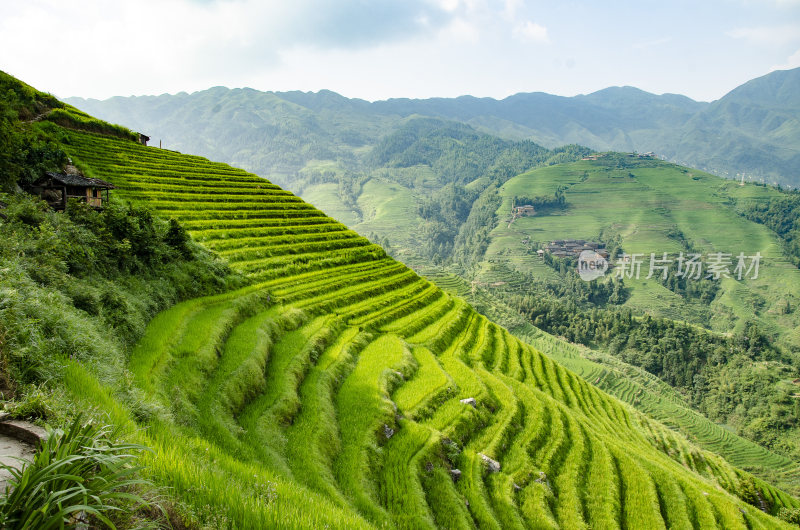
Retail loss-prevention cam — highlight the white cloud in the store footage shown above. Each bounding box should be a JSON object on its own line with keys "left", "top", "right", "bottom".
{"left": 437, "top": 0, "right": 461, "bottom": 12}
{"left": 726, "top": 24, "right": 800, "bottom": 46}
{"left": 771, "top": 48, "right": 800, "bottom": 70}
{"left": 502, "top": 0, "right": 523, "bottom": 19}
{"left": 441, "top": 17, "right": 481, "bottom": 42}
{"left": 0, "top": 0, "right": 461, "bottom": 98}
{"left": 513, "top": 20, "right": 550, "bottom": 43}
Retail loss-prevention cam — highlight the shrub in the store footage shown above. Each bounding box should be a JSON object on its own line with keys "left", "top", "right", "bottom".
{"left": 0, "top": 416, "right": 151, "bottom": 529}
{"left": 778, "top": 506, "right": 800, "bottom": 525}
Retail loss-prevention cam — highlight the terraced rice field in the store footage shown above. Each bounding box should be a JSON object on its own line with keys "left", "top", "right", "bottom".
{"left": 529, "top": 330, "right": 800, "bottom": 496}
{"left": 63, "top": 130, "right": 797, "bottom": 528}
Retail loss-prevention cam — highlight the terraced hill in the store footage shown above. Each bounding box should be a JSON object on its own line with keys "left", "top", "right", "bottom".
{"left": 421, "top": 268, "right": 800, "bottom": 497}
{"left": 60, "top": 129, "right": 799, "bottom": 528}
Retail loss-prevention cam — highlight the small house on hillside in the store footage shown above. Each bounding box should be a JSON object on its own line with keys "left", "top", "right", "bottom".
{"left": 514, "top": 205, "right": 536, "bottom": 216}
{"left": 138, "top": 133, "right": 150, "bottom": 146}
{"left": 29, "top": 172, "right": 115, "bottom": 211}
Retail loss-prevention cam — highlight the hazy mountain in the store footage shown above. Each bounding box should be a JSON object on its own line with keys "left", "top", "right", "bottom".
{"left": 68, "top": 67, "right": 800, "bottom": 186}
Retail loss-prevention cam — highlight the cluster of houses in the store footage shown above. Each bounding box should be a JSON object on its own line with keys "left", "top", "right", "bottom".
{"left": 581, "top": 152, "right": 657, "bottom": 161}
{"left": 538, "top": 239, "right": 609, "bottom": 259}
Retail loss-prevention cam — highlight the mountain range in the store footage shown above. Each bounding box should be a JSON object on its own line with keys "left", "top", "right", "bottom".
{"left": 68, "top": 67, "right": 800, "bottom": 187}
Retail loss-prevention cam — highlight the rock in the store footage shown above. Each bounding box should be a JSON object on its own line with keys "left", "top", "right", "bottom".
{"left": 459, "top": 397, "right": 477, "bottom": 408}
{"left": 383, "top": 424, "right": 395, "bottom": 439}
{"left": 513, "top": 482, "right": 522, "bottom": 491}
{"left": 479, "top": 453, "right": 501, "bottom": 473}
{"left": 69, "top": 510, "right": 90, "bottom": 530}
{"left": 0, "top": 418, "right": 48, "bottom": 446}
{"left": 450, "top": 469, "right": 462, "bottom": 481}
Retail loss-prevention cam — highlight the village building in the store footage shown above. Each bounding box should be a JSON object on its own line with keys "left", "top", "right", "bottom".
{"left": 138, "top": 133, "right": 150, "bottom": 146}
{"left": 542, "top": 239, "right": 607, "bottom": 258}
{"left": 514, "top": 204, "right": 536, "bottom": 216}
{"left": 28, "top": 172, "right": 115, "bottom": 211}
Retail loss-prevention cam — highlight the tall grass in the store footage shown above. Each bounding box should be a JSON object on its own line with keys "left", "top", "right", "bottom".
{"left": 0, "top": 416, "right": 149, "bottom": 529}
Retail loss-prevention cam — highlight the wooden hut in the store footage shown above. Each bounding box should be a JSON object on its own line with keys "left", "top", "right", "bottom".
{"left": 514, "top": 205, "right": 536, "bottom": 216}
{"left": 29, "top": 172, "right": 115, "bottom": 211}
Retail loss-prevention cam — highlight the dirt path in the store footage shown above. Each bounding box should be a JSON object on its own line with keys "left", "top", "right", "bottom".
{"left": 0, "top": 432, "right": 36, "bottom": 492}
{"left": 0, "top": 418, "right": 47, "bottom": 493}
{"left": 21, "top": 109, "right": 52, "bottom": 124}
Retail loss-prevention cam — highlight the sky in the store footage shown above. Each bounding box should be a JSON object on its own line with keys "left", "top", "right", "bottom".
{"left": 1, "top": 0, "right": 799, "bottom": 103}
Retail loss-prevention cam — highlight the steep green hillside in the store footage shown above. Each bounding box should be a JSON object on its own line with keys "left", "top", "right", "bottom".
{"left": 489, "top": 154, "right": 800, "bottom": 346}
{"left": 47, "top": 128, "right": 800, "bottom": 528}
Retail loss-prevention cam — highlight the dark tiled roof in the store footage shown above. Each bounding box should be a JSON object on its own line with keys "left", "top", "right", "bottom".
{"left": 39, "top": 172, "right": 115, "bottom": 189}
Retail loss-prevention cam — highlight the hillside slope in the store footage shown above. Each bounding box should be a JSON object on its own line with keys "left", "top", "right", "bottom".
{"left": 421, "top": 268, "right": 800, "bottom": 498}
{"left": 53, "top": 128, "right": 800, "bottom": 528}
{"left": 489, "top": 155, "right": 800, "bottom": 347}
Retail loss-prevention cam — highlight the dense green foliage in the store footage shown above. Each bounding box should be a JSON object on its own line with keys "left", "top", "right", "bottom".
{"left": 0, "top": 70, "right": 138, "bottom": 191}
{"left": 0, "top": 192, "right": 242, "bottom": 388}
{"left": 451, "top": 184, "right": 503, "bottom": 268}
{"left": 512, "top": 189, "right": 567, "bottom": 212}
{"left": 0, "top": 84, "right": 66, "bottom": 191}
{"left": 506, "top": 276, "right": 777, "bottom": 373}
{"left": 740, "top": 190, "right": 800, "bottom": 266}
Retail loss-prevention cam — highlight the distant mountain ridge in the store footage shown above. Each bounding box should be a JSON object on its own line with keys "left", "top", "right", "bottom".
{"left": 68, "top": 67, "right": 800, "bottom": 186}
